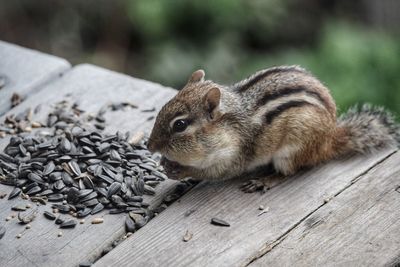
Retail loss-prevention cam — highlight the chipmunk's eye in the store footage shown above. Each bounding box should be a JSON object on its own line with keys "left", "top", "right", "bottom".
{"left": 172, "top": 119, "right": 188, "bottom": 132}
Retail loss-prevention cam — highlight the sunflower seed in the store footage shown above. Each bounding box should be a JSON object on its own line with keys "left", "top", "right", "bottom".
{"left": 80, "top": 191, "right": 97, "bottom": 202}
{"left": 55, "top": 216, "right": 64, "bottom": 225}
{"left": 107, "top": 182, "right": 121, "bottom": 198}
{"left": 26, "top": 186, "right": 41, "bottom": 195}
{"left": 77, "top": 208, "right": 91, "bottom": 218}
{"left": 43, "top": 211, "right": 56, "bottom": 220}
{"left": 78, "top": 189, "right": 93, "bottom": 199}
{"left": 68, "top": 161, "right": 81, "bottom": 177}
{"left": 11, "top": 205, "right": 27, "bottom": 211}
{"left": 59, "top": 138, "right": 71, "bottom": 152}
{"left": 27, "top": 173, "right": 44, "bottom": 184}
{"left": 43, "top": 161, "right": 55, "bottom": 176}
{"left": 67, "top": 187, "right": 80, "bottom": 203}
{"left": 82, "top": 198, "right": 98, "bottom": 207}
{"left": 60, "top": 219, "right": 77, "bottom": 228}
{"left": 125, "top": 216, "right": 136, "bottom": 232}
{"left": 211, "top": 218, "right": 230, "bottom": 227}
{"left": 8, "top": 187, "right": 21, "bottom": 199}
{"left": 79, "top": 261, "right": 92, "bottom": 267}
{"left": 48, "top": 193, "right": 64, "bottom": 202}
{"left": 129, "top": 212, "right": 147, "bottom": 228}
{"left": 90, "top": 203, "right": 104, "bottom": 215}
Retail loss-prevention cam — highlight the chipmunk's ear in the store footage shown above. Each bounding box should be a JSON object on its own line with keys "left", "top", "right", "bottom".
{"left": 188, "top": 69, "right": 205, "bottom": 83}
{"left": 203, "top": 87, "right": 221, "bottom": 120}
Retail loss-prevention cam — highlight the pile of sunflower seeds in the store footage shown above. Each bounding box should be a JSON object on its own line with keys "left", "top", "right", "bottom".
{"left": 0, "top": 99, "right": 167, "bottom": 232}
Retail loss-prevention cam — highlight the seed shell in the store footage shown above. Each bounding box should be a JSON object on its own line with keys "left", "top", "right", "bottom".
{"left": 183, "top": 230, "right": 193, "bottom": 242}
{"left": 91, "top": 218, "right": 104, "bottom": 224}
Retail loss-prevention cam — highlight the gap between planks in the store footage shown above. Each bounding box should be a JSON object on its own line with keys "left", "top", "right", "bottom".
{"left": 243, "top": 150, "right": 398, "bottom": 267}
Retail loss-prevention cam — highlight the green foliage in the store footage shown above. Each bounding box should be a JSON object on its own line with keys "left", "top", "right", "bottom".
{"left": 125, "top": 0, "right": 400, "bottom": 115}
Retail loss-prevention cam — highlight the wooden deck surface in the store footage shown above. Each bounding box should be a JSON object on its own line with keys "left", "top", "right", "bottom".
{"left": 0, "top": 41, "right": 399, "bottom": 267}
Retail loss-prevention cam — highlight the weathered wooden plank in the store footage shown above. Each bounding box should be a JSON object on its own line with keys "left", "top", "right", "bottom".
{"left": 94, "top": 149, "right": 395, "bottom": 267}
{"left": 250, "top": 151, "right": 400, "bottom": 267}
{"left": 0, "top": 41, "right": 70, "bottom": 115}
{"left": 0, "top": 64, "right": 178, "bottom": 267}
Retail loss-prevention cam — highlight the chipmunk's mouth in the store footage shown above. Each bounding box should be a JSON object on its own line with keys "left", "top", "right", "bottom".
{"left": 160, "top": 156, "right": 182, "bottom": 168}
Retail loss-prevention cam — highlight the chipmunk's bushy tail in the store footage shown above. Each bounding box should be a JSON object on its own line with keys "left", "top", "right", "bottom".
{"left": 335, "top": 104, "right": 400, "bottom": 155}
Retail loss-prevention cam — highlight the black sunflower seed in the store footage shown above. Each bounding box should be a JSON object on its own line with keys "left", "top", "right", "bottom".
{"left": 82, "top": 198, "right": 98, "bottom": 207}
{"left": 98, "top": 175, "right": 113, "bottom": 184}
{"left": 59, "top": 138, "right": 72, "bottom": 152}
{"left": 43, "top": 211, "right": 56, "bottom": 220}
{"left": 78, "top": 189, "right": 93, "bottom": 199}
{"left": 211, "top": 218, "right": 230, "bottom": 227}
{"left": 19, "top": 144, "right": 27, "bottom": 156}
{"left": 90, "top": 203, "right": 104, "bottom": 215}
{"left": 60, "top": 219, "right": 77, "bottom": 228}
{"left": 129, "top": 213, "right": 147, "bottom": 228}
{"left": 111, "top": 195, "right": 123, "bottom": 204}
{"left": 11, "top": 205, "right": 27, "bottom": 211}
{"left": 80, "top": 191, "right": 97, "bottom": 203}
{"left": 43, "top": 161, "right": 55, "bottom": 176}
{"left": 55, "top": 216, "right": 64, "bottom": 225}
{"left": 107, "top": 182, "right": 121, "bottom": 198}
{"left": 144, "top": 185, "right": 156, "bottom": 195}
{"left": 38, "top": 189, "right": 53, "bottom": 196}
{"left": 8, "top": 187, "right": 21, "bottom": 199}
{"left": 62, "top": 172, "right": 74, "bottom": 185}
{"left": 66, "top": 187, "right": 80, "bottom": 203}
{"left": 68, "top": 161, "right": 81, "bottom": 177}
{"left": 77, "top": 208, "right": 91, "bottom": 218}
{"left": 125, "top": 216, "right": 136, "bottom": 232}
{"left": 26, "top": 185, "right": 41, "bottom": 195}
{"left": 48, "top": 193, "right": 64, "bottom": 202}
{"left": 27, "top": 172, "right": 44, "bottom": 184}
{"left": 53, "top": 204, "right": 70, "bottom": 213}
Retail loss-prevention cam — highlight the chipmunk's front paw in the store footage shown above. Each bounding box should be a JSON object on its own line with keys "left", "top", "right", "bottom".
{"left": 161, "top": 157, "right": 190, "bottom": 180}
{"left": 240, "top": 175, "right": 283, "bottom": 193}
{"left": 240, "top": 179, "right": 267, "bottom": 193}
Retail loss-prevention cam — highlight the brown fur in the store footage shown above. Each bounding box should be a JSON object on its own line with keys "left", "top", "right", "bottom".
{"left": 148, "top": 66, "right": 400, "bottom": 182}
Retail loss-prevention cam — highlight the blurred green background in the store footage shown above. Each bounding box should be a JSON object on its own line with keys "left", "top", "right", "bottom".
{"left": 0, "top": 0, "right": 399, "bottom": 115}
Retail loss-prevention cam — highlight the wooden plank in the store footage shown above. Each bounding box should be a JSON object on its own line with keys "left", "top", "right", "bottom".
{"left": 94, "top": 149, "right": 395, "bottom": 267}
{"left": 250, "top": 151, "right": 400, "bottom": 267}
{"left": 0, "top": 41, "right": 71, "bottom": 115}
{"left": 0, "top": 64, "right": 178, "bottom": 267}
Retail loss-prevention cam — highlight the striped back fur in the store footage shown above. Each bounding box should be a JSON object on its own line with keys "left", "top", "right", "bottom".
{"left": 233, "top": 66, "right": 336, "bottom": 125}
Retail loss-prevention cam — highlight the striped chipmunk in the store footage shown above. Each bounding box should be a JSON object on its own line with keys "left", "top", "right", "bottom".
{"left": 147, "top": 66, "right": 400, "bottom": 192}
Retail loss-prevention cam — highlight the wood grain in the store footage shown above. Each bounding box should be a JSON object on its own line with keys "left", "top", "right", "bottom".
{"left": 94, "top": 149, "right": 395, "bottom": 267}
{"left": 0, "top": 64, "right": 178, "bottom": 267}
{"left": 250, "top": 151, "right": 400, "bottom": 267}
{"left": 0, "top": 41, "right": 71, "bottom": 115}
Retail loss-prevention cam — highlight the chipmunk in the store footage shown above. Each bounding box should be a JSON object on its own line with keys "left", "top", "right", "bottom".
{"left": 147, "top": 66, "right": 400, "bottom": 192}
